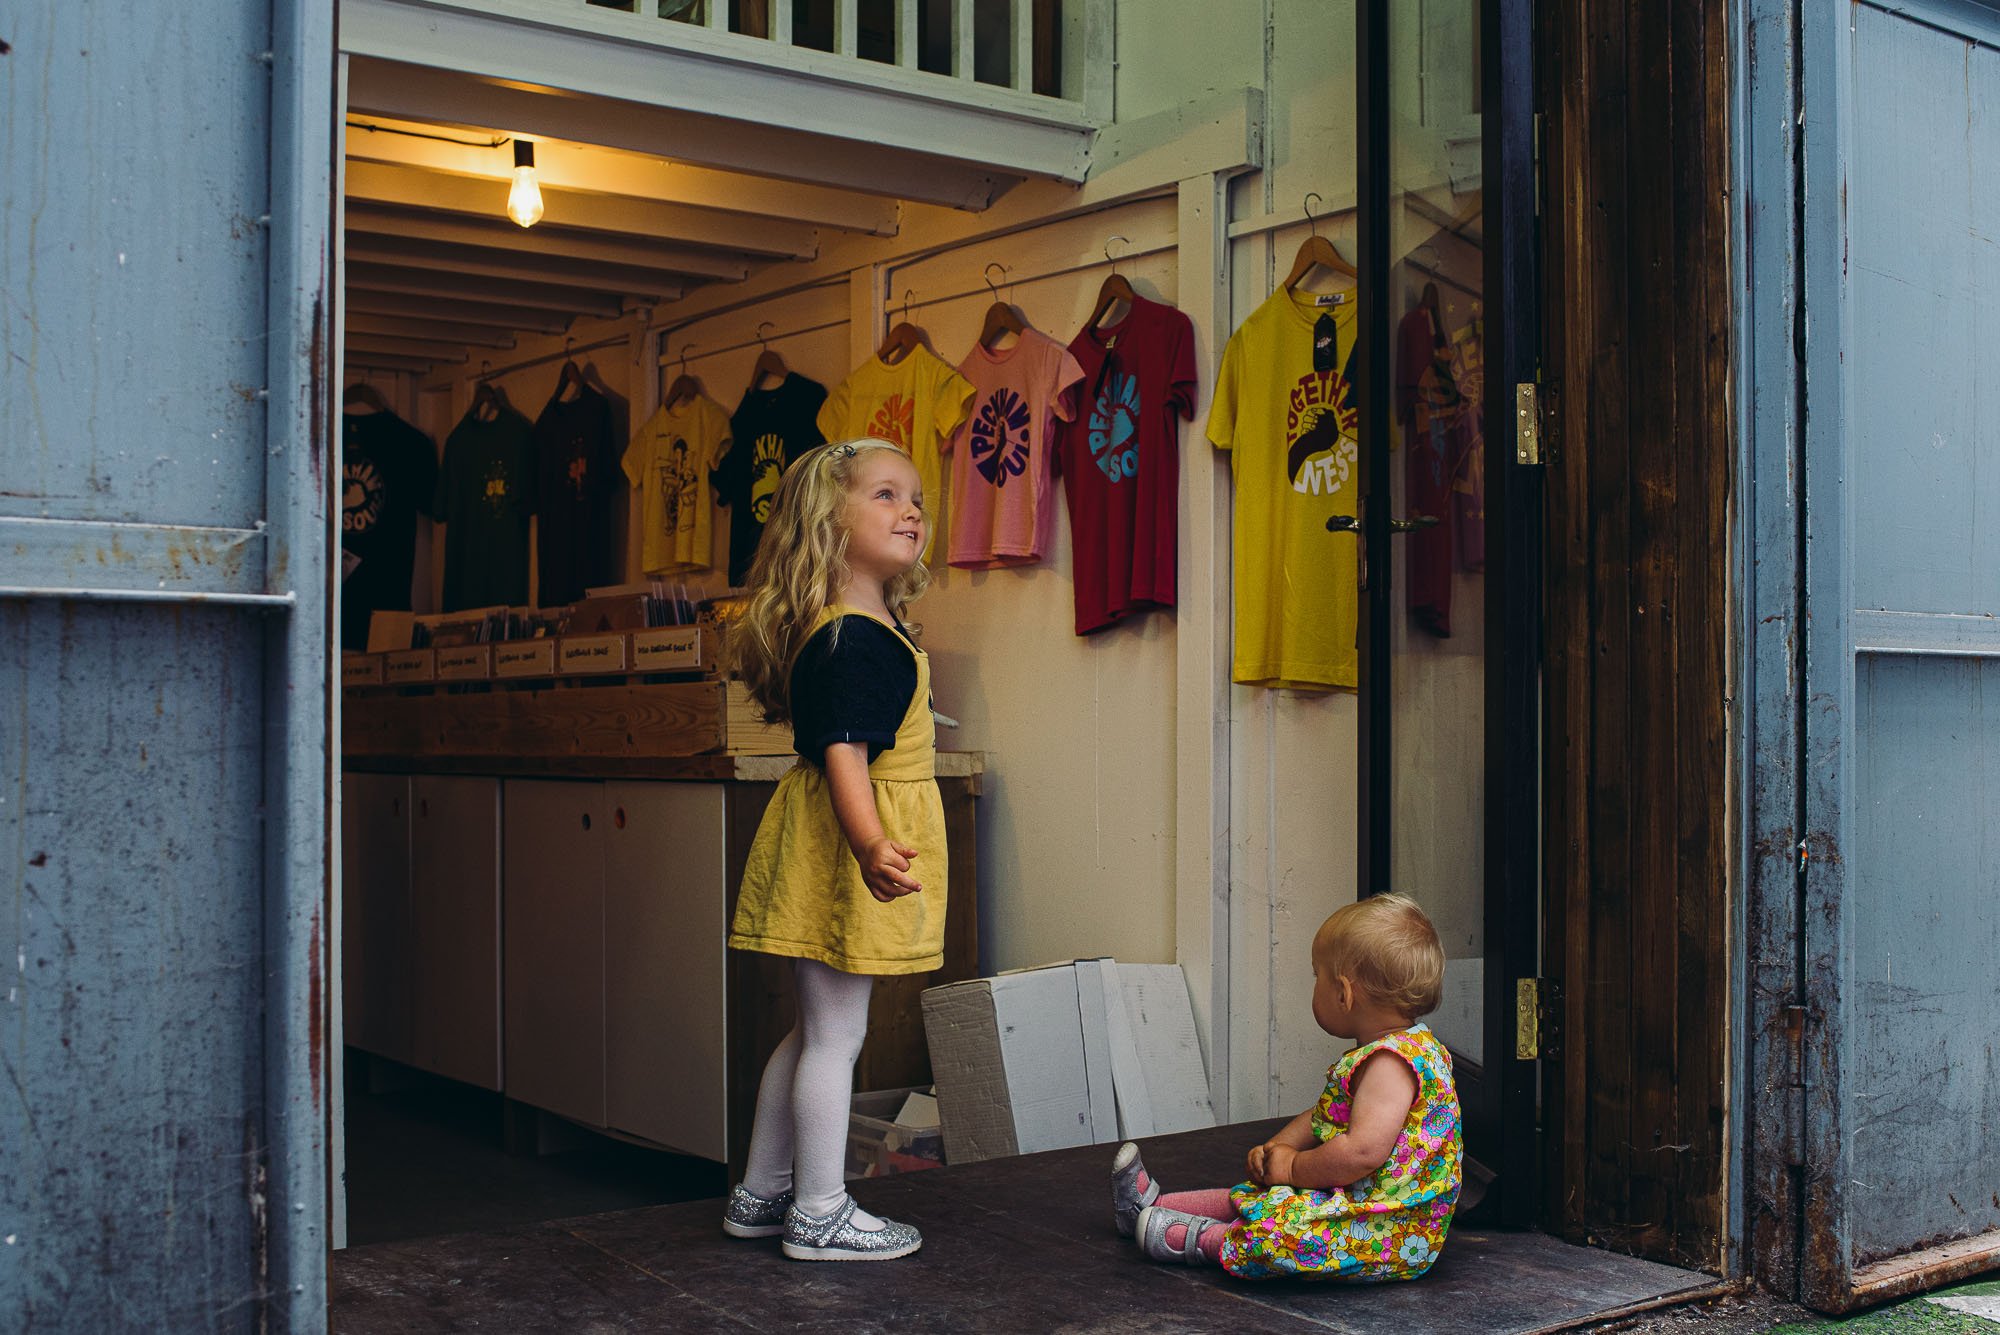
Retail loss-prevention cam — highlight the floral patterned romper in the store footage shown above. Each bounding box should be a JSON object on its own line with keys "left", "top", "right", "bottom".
{"left": 1220, "top": 1024, "right": 1463, "bottom": 1280}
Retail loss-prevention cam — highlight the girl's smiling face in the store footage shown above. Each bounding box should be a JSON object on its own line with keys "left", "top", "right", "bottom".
{"left": 842, "top": 450, "right": 926, "bottom": 583}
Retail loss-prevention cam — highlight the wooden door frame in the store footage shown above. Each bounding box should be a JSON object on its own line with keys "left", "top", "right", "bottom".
{"left": 1538, "top": 0, "right": 1735, "bottom": 1272}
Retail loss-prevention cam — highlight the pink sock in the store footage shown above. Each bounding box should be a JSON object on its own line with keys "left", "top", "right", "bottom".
{"left": 1157, "top": 1188, "right": 1235, "bottom": 1219}
{"left": 1162, "top": 1219, "right": 1231, "bottom": 1263}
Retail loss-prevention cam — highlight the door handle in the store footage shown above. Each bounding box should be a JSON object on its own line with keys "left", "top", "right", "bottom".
{"left": 1324, "top": 514, "right": 1440, "bottom": 533}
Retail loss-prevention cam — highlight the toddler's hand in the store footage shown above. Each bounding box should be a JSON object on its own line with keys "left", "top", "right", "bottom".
{"left": 1262, "top": 1144, "right": 1298, "bottom": 1187}
{"left": 858, "top": 837, "right": 922, "bottom": 902}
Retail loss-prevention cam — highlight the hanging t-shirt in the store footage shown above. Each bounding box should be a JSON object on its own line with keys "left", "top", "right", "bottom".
{"left": 716, "top": 373, "right": 827, "bottom": 585}
{"left": 1055, "top": 294, "right": 1198, "bottom": 635}
{"left": 533, "top": 383, "right": 618, "bottom": 606}
{"left": 1208, "top": 285, "right": 1361, "bottom": 690}
{"left": 943, "top": 331, "right": 1085, "bottom": 569}
{"left": 625, "top": 393, "right": 731, "bottom": 576}
{"left": 817, "top": 347, "right": 974, "bottom": 559}
{"left": 434, "top": 405, "right": 535, "bottom": 612}
{"left": 340, "top": 408, "right": 438, "bottom": 650}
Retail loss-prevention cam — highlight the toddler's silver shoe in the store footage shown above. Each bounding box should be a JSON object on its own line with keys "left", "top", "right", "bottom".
{"left": 1111, "top": 1140, "right": 1160, "bottom": 1237}
{"left": 781, "top": 1196, "right": 923, "bottom": 1261}
{"left": 1136, "top": 1204, "right": 1220, "bottom": 1266}
{"left": 721, "top": 1184, "right": 794, "bottom": 1238}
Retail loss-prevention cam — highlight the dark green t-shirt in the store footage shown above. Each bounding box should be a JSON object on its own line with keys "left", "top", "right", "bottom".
{"left": 435, "top": 406, "right": 536, "bottom": 610}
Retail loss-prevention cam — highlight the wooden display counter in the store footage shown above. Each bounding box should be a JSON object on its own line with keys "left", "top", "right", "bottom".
{"left": 340, "top": 746, "right": 982, "bottom": 1177}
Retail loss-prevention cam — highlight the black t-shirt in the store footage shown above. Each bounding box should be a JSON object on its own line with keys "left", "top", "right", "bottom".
{"left": 435, "top": 406, "right": 536, "bottom": 612}
{"left": 533, "top": 385, "right": 619, "bottom": 606}
{"left": 717, "top": 373, "right": 827, "bottom": 585}
{"left": 788, "top": 615, "right": 919, "bottom": 763}
{"left": 341, "top": 407, "right": 437, "bottom": 650}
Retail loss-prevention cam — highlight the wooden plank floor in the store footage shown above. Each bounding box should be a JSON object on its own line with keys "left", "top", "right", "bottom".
{"left": 332, "top": 1120, "right": 1715, "bottom": 1334}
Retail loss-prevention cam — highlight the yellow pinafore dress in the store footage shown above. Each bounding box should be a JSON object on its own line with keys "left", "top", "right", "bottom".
{"left": 727, "top": 608, "right": 947, "bottom": 975}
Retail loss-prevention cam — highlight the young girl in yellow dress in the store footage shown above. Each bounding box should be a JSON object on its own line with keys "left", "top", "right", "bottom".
{"left": 1113, "top": 893, "right": 1463, "bottom": 1280}
{"left": 720, "top": 439, "right": 943, "bottom": 1262}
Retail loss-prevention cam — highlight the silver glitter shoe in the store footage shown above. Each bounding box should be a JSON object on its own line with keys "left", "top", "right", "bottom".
{"left": 721, "top": 1184, "right": 794, "bottom": 1239}
{"left": 1111, "top": 1141, "right": 1160, "bottom": 1237}
{"left": 780, "top": 1196, "right": 922, "bottom": 1262}
{"left": 1136, "top": 1204, "right": 1220, "bottom": 1266}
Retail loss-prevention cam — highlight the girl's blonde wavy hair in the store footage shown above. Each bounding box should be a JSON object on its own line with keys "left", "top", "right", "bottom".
{"left": 728, "top": 438, "right": 931, "bottom": 723}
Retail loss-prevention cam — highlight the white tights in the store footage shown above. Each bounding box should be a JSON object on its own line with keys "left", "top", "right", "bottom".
{"left": 741, "top": 958, "right": 877, "bottom": 1221}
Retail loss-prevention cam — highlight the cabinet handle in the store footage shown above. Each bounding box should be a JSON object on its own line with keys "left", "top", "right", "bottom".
{"left": 613, "top": 807, "right": 626, "bottom": 829}
{"left": 581, "top": 812, "right": 592, "bottom": 832}
{"left": 418, "top": 798, "right": 428, "bottom": 818}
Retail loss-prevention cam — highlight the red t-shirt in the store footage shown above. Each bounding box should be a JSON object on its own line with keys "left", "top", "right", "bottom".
{"left": 1056, "top": 295, "right": 1198, "bottom": 634}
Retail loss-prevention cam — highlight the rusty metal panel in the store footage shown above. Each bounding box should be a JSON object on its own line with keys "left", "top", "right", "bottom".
{"left": 1747, "top": 0, "right": 2000, "bottom": 1311}
{"left": 1, "top": 0, "right": 334, "bottom": 1327}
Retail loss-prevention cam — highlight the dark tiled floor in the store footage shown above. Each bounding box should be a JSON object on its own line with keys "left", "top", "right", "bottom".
{"left": 343, "top": 1056, "right": 725, "bottom": 1247}
{"left": 333, "top": 1118, "right": 1714, "bottom": 1334}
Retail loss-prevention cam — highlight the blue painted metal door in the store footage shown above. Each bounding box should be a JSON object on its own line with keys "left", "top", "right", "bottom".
{"left": 1, "top": 3, "right": 335, "bottom": 1329}
{"left": 1746, "top": 0, "right": 2000, "bottom": 1311}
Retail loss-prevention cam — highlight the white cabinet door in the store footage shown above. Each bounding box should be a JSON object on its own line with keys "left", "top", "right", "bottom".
{"left": 411, "top": 776, "right": 502, "bottom": 1091}
{"left": 501, "top": 779, "right": 606, "bottom": 1127}
{"left": 341, "top": 772, "right": 412, "bottom": 1063}
{"left": 603, "top": 782, "right": 728, "bottom": 1159}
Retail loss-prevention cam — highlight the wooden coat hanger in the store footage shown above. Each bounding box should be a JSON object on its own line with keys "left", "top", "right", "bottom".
{"left": 555, "top": 336, "right": 588, "bottom": 398}
{"left": 1084, "top": 236, "right": 1139, "bottom": 334}
{"left": 978, "top": 262, "right": 1026, "bottom": 350}
{"left": 664, "top": 342, "right": 702, "bottom": 411}
{"left": 750, "top": 321, "right": 787, "bottom": 389}
{"left": 471, "top": 360, "right": 505, "bottom": 420}
{"left": 1284, "top": 192, "right": 1358, "bottom": 292}
{"left": 876, "top": 289, "right": 922, "bottom": 365}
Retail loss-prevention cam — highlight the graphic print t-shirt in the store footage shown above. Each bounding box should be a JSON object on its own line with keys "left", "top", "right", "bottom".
{"left": 717, "top": 373, "right": 827, "bottom": 585}
{"left": 533, "top": 384, "right": 618, "bottom": 606}
{"left": 1054, "top": 295, "right": 1198, "bottom": 635}
{"left": 1208, "top": 285, "right": 1361, "bottom": 690}
{"left": 341, "top": 408, "right": 438, "bottom": 650}
{"left": 434, "top": 406, "right": 535, "bottom": 612}
{"left": 625, "top": 394, "right": 731, "bottom": 576}
{"left": 817, "top": 347, "right": 974, "bottom": 560}
{"left": 943, "top": 332, "right": 1085, "bottom": 569}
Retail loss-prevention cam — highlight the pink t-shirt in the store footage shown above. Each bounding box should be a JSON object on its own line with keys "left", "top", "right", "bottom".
{"left": 943, "top": 331, "right": 1085, "bottom": 569}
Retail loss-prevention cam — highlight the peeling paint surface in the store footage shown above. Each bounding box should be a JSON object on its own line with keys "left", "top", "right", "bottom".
{"left": 0, "top": 603, "right": 268, "bottom": 1329}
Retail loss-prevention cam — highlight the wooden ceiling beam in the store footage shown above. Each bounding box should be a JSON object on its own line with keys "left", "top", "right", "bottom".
{"left": 343, "top": 119, "right": 900, "bottom": 236}
{"left": 343, "top": 205, "right": 753, "bottom": 281}
{"left": 346, "top": 334, "right": 476, "bottom": 363}
{"left": 343, "top": 351, "right": 439, "bottom": 375}
{"left": 342, "top": 289, "right": 575, "bottom": 334}
{"left": 345, "top": 261, "right": 628, "bottom": 319}
{"left": 345, "top": 55, "right": 1013, "bottom": 211}
{"left": 344, "top": 312, "right": 519, "bottom": 348}
{"left": 344, "top": 234, "right": 690, "bottom": 301}
{"left": 345, "top": 160, "right": 819, "bottom": 259}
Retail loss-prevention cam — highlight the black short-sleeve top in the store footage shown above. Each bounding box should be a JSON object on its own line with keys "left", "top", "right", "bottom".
{"left": 787, "top": 614, "right": 920, "bottom": 763}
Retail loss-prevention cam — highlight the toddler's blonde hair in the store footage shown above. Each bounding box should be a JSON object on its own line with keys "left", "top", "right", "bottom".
{"left": 1312, "top": 893, "right": 1446, "bottom": 1018}
{"left": 728, "top": 438, "right": 930, "bottom": 722}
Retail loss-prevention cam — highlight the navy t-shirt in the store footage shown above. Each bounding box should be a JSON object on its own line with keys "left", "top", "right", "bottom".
{"left": 787, "top": 615, "right": 918, "bottom": 763}
{"left": 717, "top": 373, "right": 827, "bottom": 585}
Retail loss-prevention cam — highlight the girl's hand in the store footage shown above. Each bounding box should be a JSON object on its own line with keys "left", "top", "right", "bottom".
{"left": 1247, "top": 1142, "right": 1268, "bottom": 1184}
{"left": 858, "top": 836, "right": 922, "bottom": 902}
{"left": 1261, "top": 1143, "right": 1299, "bottom": 1187}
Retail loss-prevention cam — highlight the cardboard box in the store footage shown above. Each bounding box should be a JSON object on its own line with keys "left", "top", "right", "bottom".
{"left": 1087, "top": 961, "right": 1216, "bottom": 1140}
{"left": 921, "top": 962, "right": 1119, "bottom": 1166}
{"left": 844, "top": 1087, "right": 945, "bottom": 1180}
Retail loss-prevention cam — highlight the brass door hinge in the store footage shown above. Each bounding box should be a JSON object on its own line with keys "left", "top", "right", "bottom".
{"left": 1515, "top": 977, "right": 1562, "bottom": 1059}
{"left": 1515, "top": 381, "right": 1555, "bottom": 466}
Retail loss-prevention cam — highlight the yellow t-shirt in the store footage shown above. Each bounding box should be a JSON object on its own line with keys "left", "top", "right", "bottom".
{"left": 624, "top": 394, "right": 732, "bottom": 576}
{"left": 818, "top": 347, "right": 975, "bottom": 559}
{"left": 1207, "top": 286, "right": 1361, "bottom": 691}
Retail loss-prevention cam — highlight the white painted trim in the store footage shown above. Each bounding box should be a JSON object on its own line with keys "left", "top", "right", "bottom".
{"left": 834, "top": 0, "right": 858, "bottom": 57}
{"left": 895, "top": 0, "right": 920, "bottom": 68}
{"left": 1012, "top": 0, "right": 1035, "bottom": 93}
{"left": 345, "top": 54, "right": 1009, "bottom": 211}
{"left": 769, "top": 0, "right": 792, "bottom": 47}
{"left": 1176, "top": 169, "right": 1242, "bottom": 1120}
{"left": 341, "top": 0, "right": 1098, "bottom": 182}
{"left": 343, "top": 120, "right": 902, "bottom": 236}
{"left": 849, "top": 264, "right": 886, "bottom": 374}
{"left": 1082, "top": 0, "right": 1115, "bottom": 125}
{"left": 952, "top": 0, "right": 976, "bottom": 79}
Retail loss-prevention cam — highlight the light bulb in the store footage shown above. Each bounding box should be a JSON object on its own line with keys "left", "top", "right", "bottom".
{"left": 507, "top": 141, "right": 544, "bottom": 229}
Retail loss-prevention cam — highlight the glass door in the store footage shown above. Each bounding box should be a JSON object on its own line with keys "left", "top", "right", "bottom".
{"left": 1354, "top": 0, "right": 1540, "bottom": 1225}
